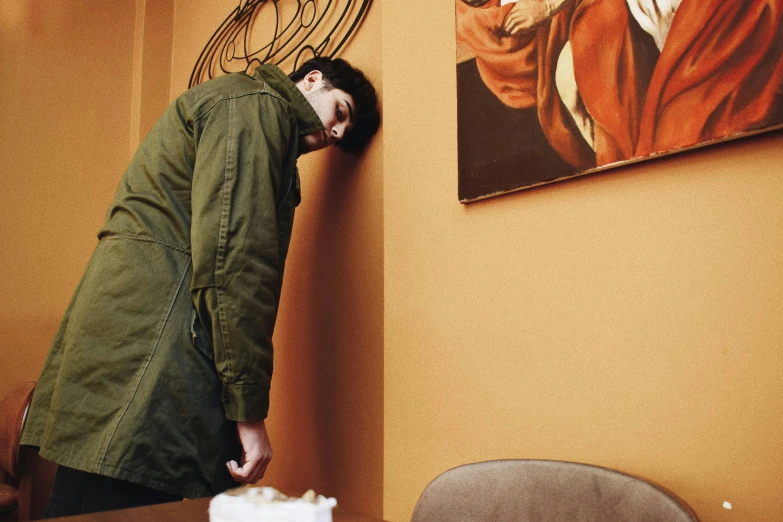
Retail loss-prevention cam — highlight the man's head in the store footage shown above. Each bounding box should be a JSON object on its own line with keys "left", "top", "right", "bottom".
{"left": 291, "top": 57, "right": 380, "bottom": 154}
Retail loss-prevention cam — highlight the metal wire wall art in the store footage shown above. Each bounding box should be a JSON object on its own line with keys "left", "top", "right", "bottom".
{"left": 189, "top": 0, "right": 372, "bottom": 88}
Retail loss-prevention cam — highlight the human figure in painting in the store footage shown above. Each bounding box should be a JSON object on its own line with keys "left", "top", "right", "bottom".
{"left": 457, "top": 0, "right": 783, "bottom": 176}
{"left": 21, "top": 57, "right": 380, "bottom": 517}
{"left": 455, "top": 0, "right": 594, "bottom": 198}
{"left": 456, "top": 0, "right": 595, "bottom": 174}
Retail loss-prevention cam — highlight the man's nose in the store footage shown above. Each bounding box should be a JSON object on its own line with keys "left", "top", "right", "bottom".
{"left": 331, "top": 124, "right": 345, "bottom": 141}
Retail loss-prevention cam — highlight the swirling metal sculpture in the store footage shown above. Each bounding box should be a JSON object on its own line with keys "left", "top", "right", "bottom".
{"left": 189, "top": 0, "right": 372, "bottom": 88}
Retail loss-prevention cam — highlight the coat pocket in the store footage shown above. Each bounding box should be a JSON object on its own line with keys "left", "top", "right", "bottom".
{"left": 190, "top": 309, "right": 215, "bottom": 362}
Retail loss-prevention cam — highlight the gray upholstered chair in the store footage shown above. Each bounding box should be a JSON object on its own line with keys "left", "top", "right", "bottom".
{"left": 411, "top": 460, "right": 698, "bottom": 522}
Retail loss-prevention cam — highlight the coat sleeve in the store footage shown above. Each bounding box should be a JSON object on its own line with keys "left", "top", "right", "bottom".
{"left": 189, "top": 91, "right": 295, "bottom": 422}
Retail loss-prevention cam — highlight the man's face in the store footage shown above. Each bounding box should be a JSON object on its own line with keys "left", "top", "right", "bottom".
{"left": 297, "top": 71, "right": 355, "bottom": 153}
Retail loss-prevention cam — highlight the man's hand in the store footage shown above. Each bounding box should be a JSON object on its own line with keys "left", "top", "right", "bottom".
{"left": 227, "top": 419, "right": 272, "bottom": 484}
{"left": 502, "top": 0, "right": 552, "bottom": 36}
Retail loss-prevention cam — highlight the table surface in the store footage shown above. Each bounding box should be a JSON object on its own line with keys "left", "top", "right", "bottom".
{"left": 46, "top": 497, "right": 385, "bottom": 521}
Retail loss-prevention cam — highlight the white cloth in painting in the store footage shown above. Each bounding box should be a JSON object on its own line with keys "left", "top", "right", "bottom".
{"left": 625, "top": 0, "right": 683, "bottom": 50}
{"left": 555, "top": 42, "right": 595, "bottom": 150}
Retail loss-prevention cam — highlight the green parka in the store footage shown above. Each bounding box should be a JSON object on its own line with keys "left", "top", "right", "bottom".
{"left": 20, "top": 65, "right": 324, "bottom": 498}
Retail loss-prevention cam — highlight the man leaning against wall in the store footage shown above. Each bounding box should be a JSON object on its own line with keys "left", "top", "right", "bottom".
{"left": 19, "top": 56, "right": 380, "bottom": 517}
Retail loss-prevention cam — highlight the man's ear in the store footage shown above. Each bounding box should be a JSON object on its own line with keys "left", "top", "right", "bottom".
{"left": 303, "top": 70, "right": 324, "bottom": 92}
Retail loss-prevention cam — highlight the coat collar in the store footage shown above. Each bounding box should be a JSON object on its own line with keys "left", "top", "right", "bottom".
{"left": 252, "top": 64, "right": 324, "bottom": 138}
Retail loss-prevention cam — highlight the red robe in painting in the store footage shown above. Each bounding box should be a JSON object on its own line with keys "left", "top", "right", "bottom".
{"left": 571, "top": 0, "right": 783, "bottom": 165}
{"left": 636, "top": 0, "right": 783, "bottom": 156}
{"left": 455, "top": 0, "right": 595, "bottom": 169}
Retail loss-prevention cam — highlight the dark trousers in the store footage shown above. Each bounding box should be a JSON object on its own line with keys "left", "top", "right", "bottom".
{"left": 44, "top": 466, "right": 183, "bottom": 518}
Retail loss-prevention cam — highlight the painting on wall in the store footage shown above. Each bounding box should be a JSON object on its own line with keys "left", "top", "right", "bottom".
{"left": 456, "top": 0, "right": 783, "bottom": 202}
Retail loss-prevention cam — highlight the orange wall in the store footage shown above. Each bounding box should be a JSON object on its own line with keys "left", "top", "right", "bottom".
{"left": 382, "top": 1, "right": 783, "bottom": 521}
{"left": 134, "top": 0, "right": 174, "bottom": 146}
{"left": 0, "top": 0, "right": 174, "bottom": 400}
{"left": 0, "top": 0, "right": 137, "bottom": 400}
{"left": 169, "top": 1, "right": 384, "bottom": 517}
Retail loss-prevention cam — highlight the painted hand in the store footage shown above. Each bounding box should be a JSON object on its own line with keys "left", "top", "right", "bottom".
{"left": 502, "top": 0, "right": 551, "bottom": 35}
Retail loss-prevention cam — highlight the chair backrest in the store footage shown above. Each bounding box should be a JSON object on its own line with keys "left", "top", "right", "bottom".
{"left": 411, "top": 460, "right": 699, "bottom": 522}
{"left": 0, "top": 382, "right": 36, "bottom": 481}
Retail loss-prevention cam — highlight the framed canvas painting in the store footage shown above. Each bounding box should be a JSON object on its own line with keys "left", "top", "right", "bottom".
{"left": 456, "top": 0, "right": 783, "bottom": 202}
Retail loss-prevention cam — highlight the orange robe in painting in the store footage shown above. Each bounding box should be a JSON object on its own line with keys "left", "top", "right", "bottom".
{"left": 571, "top": 0, "right": 783, "bottom": 165}
{"left": 533, "top": 4, "right": 597, "bottom": 170}
{"left": 455, "top": 0, "right": 595, "bottom": 169}
{"left": 570, "top": 0, "right": 658, "bottom": 165}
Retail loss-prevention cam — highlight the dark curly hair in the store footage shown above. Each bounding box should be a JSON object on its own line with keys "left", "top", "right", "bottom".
{"left": 290, "top": 57, "right": 380, "bottom": 154}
